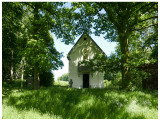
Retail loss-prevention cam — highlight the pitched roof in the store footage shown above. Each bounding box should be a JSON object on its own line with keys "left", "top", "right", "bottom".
{"left": 67, "top": 33, "right": 106, "bottom": 60}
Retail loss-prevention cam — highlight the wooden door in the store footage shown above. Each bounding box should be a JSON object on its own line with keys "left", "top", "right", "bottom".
{"left": 83, "top": 74, "right": 89, "bottom": 88}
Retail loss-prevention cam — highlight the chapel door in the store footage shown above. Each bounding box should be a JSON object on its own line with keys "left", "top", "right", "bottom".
{"left": 83, "top": 74, "right": 89, "bottom": 88}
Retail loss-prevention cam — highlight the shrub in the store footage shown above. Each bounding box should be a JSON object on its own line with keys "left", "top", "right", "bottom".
{"left": 39, "top": 70, "right": 54, "bottom": 87}
{"left": 104, "top": 80, "right": 112, "bottom": 88}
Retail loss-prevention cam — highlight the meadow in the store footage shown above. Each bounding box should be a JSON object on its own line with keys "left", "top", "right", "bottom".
{"left": 2, "top": 80, "right": 158, "bottom": 119}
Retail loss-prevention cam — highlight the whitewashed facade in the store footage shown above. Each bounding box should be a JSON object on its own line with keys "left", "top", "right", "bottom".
{"left": 67, "top": 33, "right": 104, "bottom": 89}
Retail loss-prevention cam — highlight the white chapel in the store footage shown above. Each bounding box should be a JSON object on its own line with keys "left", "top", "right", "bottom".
{"left": 67, "top": 33, "right": 105, "bottom": 89}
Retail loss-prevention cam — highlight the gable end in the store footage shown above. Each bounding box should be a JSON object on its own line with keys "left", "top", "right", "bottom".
{"left": 67, "top": 33, "right": 106, "bottom": 60}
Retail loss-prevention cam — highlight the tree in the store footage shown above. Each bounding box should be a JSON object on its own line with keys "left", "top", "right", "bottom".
{"left": 22, "top": 2, "right": 77, "bottom": 89}
{"left": 2, "top": 2, "right": 24, "bottom": 81}
{"left": 96, "top": 2, "right": 158, "bottom": 89}
{"left": 71, "top": 2, "right": 158, "bottom": 89}
{"left": 2, "top": 2, "right": 76, "bottom": 89}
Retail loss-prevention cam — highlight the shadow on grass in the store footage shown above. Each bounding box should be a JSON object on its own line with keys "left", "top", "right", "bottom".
{"left": 2, "top": 81, "right": 26, "bottom": 97}
{"left": 3, "top": 83, "right": 158, "bottom": 119}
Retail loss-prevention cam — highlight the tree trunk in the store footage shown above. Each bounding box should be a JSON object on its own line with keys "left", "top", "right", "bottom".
{"left": 10, "top": 65, "right": 13, "bottom": 81}
{"left": 119, "top": 36, "right": 130, "bottom": 89}
{"left": 10, "top": 50, "right": 14, "bottom": 81}
{"left": 21, "top": 67, "right": 24, "bottom": 91}
{"left": 33, "top": 3, "right": 40, "bottom": 90}
{"left": 21, "top": 59, "right": 24, "bottom": 91}
{"left": 34, "top": 63, "right": 39, "bottom": 89}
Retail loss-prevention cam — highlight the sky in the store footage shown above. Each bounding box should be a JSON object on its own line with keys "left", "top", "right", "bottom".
{"left": 52, "top": 34, "right": 118, "bottom": 80}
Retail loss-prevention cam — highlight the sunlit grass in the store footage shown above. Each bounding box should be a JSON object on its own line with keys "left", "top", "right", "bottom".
{"left": 54, "top": 80, "right": 68, "bottom": 87}
{"left": 3, "top": 100, "right": 61, "bottom": 119}
{"left": 2, "top": 81, "right": 158, "bottom": 119}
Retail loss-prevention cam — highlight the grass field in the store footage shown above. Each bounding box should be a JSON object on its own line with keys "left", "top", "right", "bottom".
{"left": 2, "top": 80, "right": 158, "bottom": 119}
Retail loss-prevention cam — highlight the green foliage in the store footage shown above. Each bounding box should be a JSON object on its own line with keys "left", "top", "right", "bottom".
{"left": 104, "top": 72, "right": 122, "bottom": 89}
{"left": 95, "top": 2, "right": 157, "bottom": 40}
{"left": 150, "top": 46, "right": 158, "bottom": 60}
{"left": 2, "top": 2, "right": 77, "bottom": 88}
{"left": 57, "top": 73, "right": 69, "bottom": 81}
{"left": 72, "top": 2, "right": 158, "bottom": 89}
{"left": 104, "top": 73, "right": 113, "bottom": 81}
{"left": 2, "top": 2, "right": 158, "bottom": 90}
{"left": 23, "top": 3, "right": 65, "bottom": 72}
{"left": 39, "top": 71, "right": 54, "bottom": 87}
{"left": 2, "top": 2, "right": 24, "bottom": 81}
{"left": 127, "top": 29, "right": 158, "bottom": 90}
{"left": 71, "top": 2, "right": 97, "bottom": 35}
{"left": 24, "top": 37, "right": 63, "bottom": 71}
{"left": 104, "top": 80, "right": 114, "bottom": 89}
{"left": 2, "top": 82, "right": 158, "bottom": 119}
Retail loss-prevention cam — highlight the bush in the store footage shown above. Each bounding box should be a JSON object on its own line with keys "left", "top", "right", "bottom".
{"left": 104, "top": 73, "right": 114, "bottom": 81}
{"left": 128, "top": 67, "right": 147, "bottom": 91}
{"left": 104, "top": 80, "right": 112, "bottom": 88}
{"left": 104, "top": 72, "right": 122, "bottom": 89}
{"left": 39, "top": 71, "right": 54, "bottom": 87}
{"left": 112, "top": 72, "right": 122, "bottom": 87}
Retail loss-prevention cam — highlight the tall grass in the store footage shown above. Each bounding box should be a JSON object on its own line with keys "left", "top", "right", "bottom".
{"left": 2, "top": 81, "right": 158, "bottom": 119}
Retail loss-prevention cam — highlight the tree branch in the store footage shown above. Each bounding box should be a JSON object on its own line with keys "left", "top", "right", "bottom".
{"left": 97, "top": 2, "right": 120, "bottom": 30}
{"left": 133, "top": 23, "right": 157, "bottom": 31}
{"left": 135, "top": 2, "right": 156, "bottom": 14}
{"left": 138, "top": 16, "right": 158, "bottom": 23}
